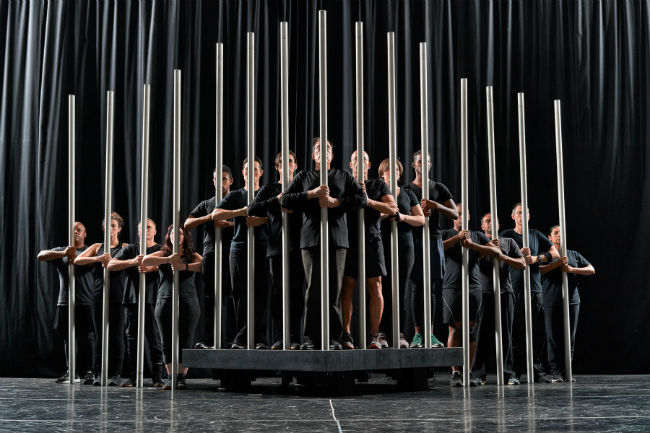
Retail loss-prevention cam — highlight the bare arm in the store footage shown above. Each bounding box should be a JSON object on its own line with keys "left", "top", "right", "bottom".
{"left": 367, "top": 194, "right": 398, "bottom": 215}
{"left": 74, "top": 243, "right": 109, "bottom": 267}
{"left": 565, "top": 263, "right": 595, "bottom": 276}
{"left": 184, "top": 213, "right": 211, "bottom": 230}
{"left": 142, "top": 250, "right": 171, "bottom": 266}
{"left": 443, "top": 231, "right": 465, "bottom": 251}
{"left": 422, "top": 198, "right": 458, "bottom": 220}
{"left": 213, "top": 207, "right": 248, "bottom": 221}
{"left": 38, "top": 247, "right": 74, "bottom": 262}
{"left": 107, "top": 255, "right": 141, "bottom": 271}
{"left": 540, "top": 257, "right": 565, "bottom": 275}
{"left": 462, "top": 236, "right": 500, "bottom": 257}
{"left": 401, "top": 204, "right": 425, "bottom": 227}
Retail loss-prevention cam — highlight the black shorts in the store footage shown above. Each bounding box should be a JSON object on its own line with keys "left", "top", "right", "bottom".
{"left": 442, "top": 288, "right": 482, "bottom": 325}
{"left": 344, "top": 238, "right": 387, "bottom": 279}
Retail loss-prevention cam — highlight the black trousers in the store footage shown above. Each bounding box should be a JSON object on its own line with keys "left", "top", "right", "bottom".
{"left": 230, "top": 245, "right": 269, "bottom": 345}
{"left": 512, "top": 291, "right": 548, "bottom": 379}
{"left": 54, "top": 304, "right": 95, "bottom": 375}
{"left": 301, "top": 247, "right": 346, "bottom": 345}
{"left": 544, "top": 303, "right": 580, "bottom": 375}
{"left": 471, "top": 292, "right": 516, "bottom": 381}
{"left": 92, "top": 300, "right": 126, "bottom": 377}
{"left": 195, "top": 250, "right": 235, "bottom": 347}
{"left": 380, "top": 245, "right": 415, "bottom": 342}
{"left": 154, "top": 296, "right": 200, "bottom": 364}
{"left": 410, "top": 237, "right": 445, "bottom": 329}
{"left": 124, "top": 302, "right": 164, "bottom": 378}
{"left": 269, "top": 251, "right": 305, "bottom": 341}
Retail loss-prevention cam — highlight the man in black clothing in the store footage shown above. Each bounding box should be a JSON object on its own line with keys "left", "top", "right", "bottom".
{"left": 540, "top": 225, "right": 595, "bottom": 382}
{"left": 281, "top": 138, "right": 367, "bottom": 350}
{"left": 340, "top": 150, "right": 397, "bottom": 349}
{"left": 213, "top": 157, "right": 270, "bottom": 349}
{"left": 107, "top": 218, "right": 164, "bottom": 387}
{"left": 37, "top": 222, "right": 95, "bottom": 383}
{"left": 500, "top": 203, "right": 560, "bottom": 383}
{"left": 185, "top": 166, "right": 235, "bottom": 348}
{"left": 472, "top": 213, "right": 526, "bottom": 386}
{"left": 248, "top": 151, "right": 304, "bottom": 350}
{"left": 404, "top": 150, "right": 458, "bottom": 348}
{"left": 442, "top": 204, "right": 500, "bottom": 386}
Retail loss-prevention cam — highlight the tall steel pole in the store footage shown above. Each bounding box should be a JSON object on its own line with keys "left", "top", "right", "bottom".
{"left": 172, "top": 69, "right": 182, "bottom": 392}
{"left": 101, "top": 90, "right": 114, "bottom": 387}
{"left": 280, "top": 23, "right": 291, "bottom": 350}
{"left": 460, "top": 79, "right": 470, "bottom": 387}
{"left": 68, "top": 95, "right": 76, "bottom": 384}
{"left": 214, "top": 43, "right": 224, "bottom": 350}
{"left": 246, "top": 32, "right": 256, "bottom": 350}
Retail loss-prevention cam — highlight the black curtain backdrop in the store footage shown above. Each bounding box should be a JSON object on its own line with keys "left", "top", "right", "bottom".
{"left": 1, "top": 0, "right": 648, "bottom": 376}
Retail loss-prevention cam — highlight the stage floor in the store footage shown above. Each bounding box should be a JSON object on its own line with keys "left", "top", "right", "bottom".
{"left": 0, "top": 375, "right": 648, "bottom": 432}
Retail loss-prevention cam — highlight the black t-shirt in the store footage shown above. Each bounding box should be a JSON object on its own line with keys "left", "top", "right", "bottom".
{"left": 157, "top": 257, "right": 198, "bottom": 299}
{"left": 348, "top": 178, "right": 392, "bottom": 247}
{"left": 247, "top": 182, "right": 302, "bottom": 257}
{"left": 404, "top": 180, "right": 453, "bottom": 239}
{"left": 94, "top": 244, "right": 126, "bottom": 303}
{"left": 50, "top": 246, "right": 95, "bottom": 306}
{"left": 281, "top": 168, "right": 367, "bottom": 249}
{"left": 441, "top": 229, "right": 491, "bottom": 291}
{"left": 190, "top": 196, "right": 235, "bottom": 255}
{"left": 114, "top": 243, "right": 161, "bottom": 305}
{"left": 217, "top": 188, "right": 270, "bottom": 252}
{"left": 542, "top": 249, "right": 591, "bottom": 307}
{"left": 499, "top": 228, "right": 553, "bottom": 293}
{"left": 478, "top": 237, "right": 522, "bottom": 294}
{"left": 380, "top": 187, "right": 419, "bottom": 248}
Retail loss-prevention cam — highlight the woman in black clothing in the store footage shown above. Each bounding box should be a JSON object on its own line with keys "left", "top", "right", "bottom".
{"left": 143, "top": 225, "right": 202, "bottom": 390}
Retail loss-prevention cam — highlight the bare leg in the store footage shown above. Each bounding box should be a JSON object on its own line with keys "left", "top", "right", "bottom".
{"left": 367, "top": 277, "right": 383, "bottom": 336}
{"left": 341, "top": 276, "right": 356, "bottom": 333}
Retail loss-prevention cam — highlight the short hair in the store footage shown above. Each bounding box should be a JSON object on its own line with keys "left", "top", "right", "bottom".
{"left": 312, "top": 137, "right": 333, "bottom": 152}
{"left": 242, "top": 157, "right": 263, "bottom": 170}
{"left": 481, "top": 212, "right": 491, "bottom": 222}
{"left": 275, "top": 150, "right": 297, "bottom": 167}
{"left": 512, "top": 202, "right": 522, "bottom": 213}
{"left": 102, "top": 211, "right": 124, "bottom": 231}
{"left": 214, "top": 165, "right": 233, "bottom": 179}
{"left": 377, "top": 158, "right": 403, "bottom": 178}
{"left": 549, "top": 224, "right": 560, "bottom": 235}
{"left": 138, "top": 218, "right": 156, "bottom": 229}
{"left": 412, "top": 149, "right": 431, "bottom": 162}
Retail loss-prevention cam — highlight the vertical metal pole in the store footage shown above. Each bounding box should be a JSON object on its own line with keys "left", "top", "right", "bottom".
{"left": 172, "top": 70, "right": 181, "bottom": 392}
{"left": 318, "top": 10, "right": 330, "bottom": 351}
{"left": 517, "top": 92, "right": 536, "bottom": 384}
{"left": 280, "top": 23, "right": 291, "bottom": 350}
{"left": 386, "top": 32, "right": 400, "bottom": 348}
{"left": 136, "top": 84, "right": 150, "bottom": 388}
{"left": 554, "top": 100, "right": 573, "bottom": 382}
{"left": 355, "top": 21, "right": 367, "bottom": 349}
{"left": 486, "top": 86, "right": 504, "bottom": 386}
{"left": 214, "top": 43, "right": 224, "bottom": 350}
{"left": 101, "top": 90, "right": 114, "bottom": 387}
{"left": 246, "top": 32, "right": 256, "bottom": 350}
{"left": 68, "top": 95, "right": 76, "bottom": 384}
{"left": 419, "top": 43, "right": 432, "bottom": 349}
{"left": 460, "top": 79, "right": 470, "bottom": 387}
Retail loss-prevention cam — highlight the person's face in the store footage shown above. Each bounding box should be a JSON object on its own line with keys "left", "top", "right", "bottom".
{"left": 171, "top": 229, "right": 184, "bottom": 247}
{"left": 242, "top": 162, "right": 263, "bottom": 185}
{"left": 412, "top": 154, "right": 432, "bottom": 176}
{"left": 276, "top": 154, "right": 298, "bottom": 179}
{"left": 74, "top": 222, "right": 87, "bottom": 243}
{"left": 511, "top": 205, "right": 530, "bottom": 226}
{"left": 214, "top": 172, "right": 234, "bottom": 196}
{"left": 481, "top": 214, "right": 500, "bottom": 235}
{"left": 312, "top": 142, "right": 333, "bottom": 166}
{"left": 349, "top": 151, "right": 370, "bottom": 180}
{"left": 138, "top": 220, "right": 157, "bottom": 243}
{"left": 549, "top": 226, "right": 561, "bottom": 246}
{"left": 454, "top": 205, "right": 469, "bottom": 228}
{"left": 381, "top": 165, "right": 402, "bottom": 186}
{"left": 109, "top": 219, "right": 121, "bottom": 238}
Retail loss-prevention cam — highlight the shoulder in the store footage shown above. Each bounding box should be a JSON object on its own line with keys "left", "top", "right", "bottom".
{"left": 432, "top": 181, "right": 451, "bottom": 195}
{"left": 441, "top": 228, "right": 455, "bottom": 239}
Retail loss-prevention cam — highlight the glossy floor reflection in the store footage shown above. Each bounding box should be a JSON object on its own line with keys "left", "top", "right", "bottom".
{"left": 0, "top": 375, "right": 648, "bottom": 432}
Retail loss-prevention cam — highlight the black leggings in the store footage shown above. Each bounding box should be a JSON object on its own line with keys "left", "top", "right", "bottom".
{"left": 154, "top": 296, "right": 200, "bottom": 364}
{"left": 124, "top": 303, "right": 164, "bottom": 377}
{"left": 93, "top": 300, "right": 126, "bottom": 376}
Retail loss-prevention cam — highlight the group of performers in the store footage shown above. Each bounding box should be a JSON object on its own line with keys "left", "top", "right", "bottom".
{"left": 38, "top": 137, "right": 595, "bottom": 389}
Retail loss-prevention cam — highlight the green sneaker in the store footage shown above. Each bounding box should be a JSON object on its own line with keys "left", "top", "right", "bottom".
{"left": 431, "top": 334, "right": 444, "bottom": 348}
{"left": 410, "top": 333, "right": 423, "bottom": 348}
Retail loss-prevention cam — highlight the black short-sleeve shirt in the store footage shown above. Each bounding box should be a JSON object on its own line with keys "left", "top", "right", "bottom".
{"left": 499, "top": 228, "right": 553, "bottom": 293}
{"left": 157, "top": 257, "right": 198, "bottom": 299}
{"left": 49, "top": 246, "right": 95, "bottom": 306}
{"left": 381, "top": 187, "right": 419, "bottom": 248}
{"left": 348, "top": 178, "right": 392, "bottom": 247}
{"left": 217, "top": 188, "right": 270, "bottom": 252}
{"left": 94, "top": 244, "right": 126, "bottom": 303}
{"left": 441, "top": 229, "right": 491, "bottom": 291}
{"left": 190, "top": 197, "right": 235, "bottom": 256}
{"left": 114, "top": 243, "right": 161, "bottom": 304}
{"left": 478, "top": 237, "right": 523, "bottom": 294}
{"left": 404, "top": 180, "right": 452, "bottom": 238}
{"left": 542, "top": 249, "right": 591, "bottom": 307}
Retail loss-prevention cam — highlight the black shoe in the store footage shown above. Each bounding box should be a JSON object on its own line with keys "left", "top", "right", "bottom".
{"left": 177, "top": 373, "right": 187, "bottom": 390}
{"left": 82, "top": 370, "right": 94, "bottom": 385}
{"left": 55, "top": 371, "right": 70, "bottom": 383}
{"left": 162, "top": 378, "right": 172, "bottom": 390}
{"left": 255, "top": 342, "right": 269, "bottom": 350}
{"left": 550, "top": 371, "right": 565, "bottom": 383}
{"left": 340, "top": 331, "right": 354, "bottom": 350}
{"left": 450, "top": 371, "right": 463, "bottom": 387}
{"left": 300, "top": 336, "right": 314, "bottom": 350}
{"left": 471, "top": 376, "right": 486, "bottom": 386}
{"left": 290, "top": 341, "right": 301, "bottom": 350}
{"left": 329, "top": 339, "right": 342, "bottom": 350}
{"left": 231, "top": 339, "right": 246, "bottom": 349}
{"left": 194, "top": 342, "right": 211, "bottom": 350}
{"left": 93, "top": 375, "right": 102, "bottom": 386}
{"left": 121, "top": 377, "right": 135, "bottom": 387}
{"left": 108, "top": 374, "right": 121, "bottom": 386}
{"left": 271, "top": 340, "right": 283, "bottom": 350}
{"left": 152, "top": 364, "right": 164, "bottom": 387}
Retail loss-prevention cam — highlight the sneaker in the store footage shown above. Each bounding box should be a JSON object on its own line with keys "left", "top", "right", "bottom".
{"left": 255, "top": 342, "right": 269, "bottom": 350}
{"left": 93, "top": 375, "right": 102, "bottom": 386}
{"left": 271, "top": 340, "right": 283, "bottom": 350}
{"left": 290, "top": 341, "right": 301, "bottom": 350}
{"left": 162, "top": 378, "right": 172, "bottom": 390}
{"left": 300, "top": 336, "right": 314, "bottom": 350}
{"left": 329, "top": 339, "right": 342, "bottom": 350}
{"left": 231, "top": 339, "right": 246, "bottom": 349}
{"left": 377, "top": 332, "right": 389, "bottom": 348}
{"left": 108, "top": 374, "right": 121, "bottom": 386}
{"left": 367, "top": 334, "right": 382, "bottom": 349}
{"left": 177, "top": 374, "right": 187, "bottom": 390}
{"left": 340, "top": 331, "right": 354, "bottom": 350}
{"left": 399, "top": 333, "right": 409, "bottom": 348}
{"left": 431, "top": 334, "right": 445, "bottom": 348}
{"left": 471, "top": 376, "right": 486, "bottom": 386}
{"left": 450, "top": 371, "right": 463, "bottom": 387}
{"left": 121, "top": 377, "right": 135, "bottom": 387}
{"left": 55, "top": 371, "right": 70, "bottom": 383}
{"left": 152, "top": 365, "right": 164, "bottom": 387}
{"left": 550, "top": 372, "right": 564, "bottom": 383}
{"left": 83, "top": 370, "right": 94, "bottom": 385}
{"left": 194, "top": 342, "right": 211, "bottom": 350}
{"left": 507, "top": 377, "right": 520, "bottom": 385}
{"left": 410, "top": 333, "right": 423, "bottom": 348}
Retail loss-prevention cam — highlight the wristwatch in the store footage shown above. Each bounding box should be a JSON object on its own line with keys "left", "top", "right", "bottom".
{"left": 537, "top": 254, "right": 545, "bottom": 263}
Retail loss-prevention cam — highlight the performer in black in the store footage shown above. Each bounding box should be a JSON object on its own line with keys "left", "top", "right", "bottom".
{"left": 281, "top": 138, "right": 367, "bottom": 350}
{"left": 107, "top": 218, "right": 164, "bottom": 387}
{"left": 37, "top": 222, "right": 95, "bottom": 384}
{"left": 472, "top": 213, "right": 526, "bottom": 385}
{"left": 541, "top": 225, "right": 595, "bottom": 382}
{"left": 143, "top": 225, "right": 202, "bottom": 390}
{"left": 405, "top": 150, "right": 458, "bottom": 348}
{"left": 248, "top": 151, "right": 304, "bottom": 350}
{"left": 500, "top": 203, "right": 560, "bottom": 383}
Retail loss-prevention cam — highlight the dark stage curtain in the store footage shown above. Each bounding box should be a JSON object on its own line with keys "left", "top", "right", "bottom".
{"left": 1, "top": 0, "right": 648, "bottom": 375}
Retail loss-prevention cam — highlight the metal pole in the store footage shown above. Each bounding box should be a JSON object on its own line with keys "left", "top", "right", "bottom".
{"left": 517, "top": 92, "right": 536, "bottom": 384}
{"left": 318, "top": 10, "right": 330, "bottom": 351}
{"left": 214, "top": 42, "right": 224, "bottom": 350}
{"left": 554, "top": 100, "right": 573, "bottom": 382}
{"left": 280, "top": 23, "right": 291, "bottom": 350}
{"left": 101, "top": 90, "right": 114, "bottom": 387}
{"left": 419, "top": 43, "right": 432, "bottom": 349}
{"left": 355, "top": 21, "right": 367, "bottom": 349}
{"left": 136, "top": 84, "right": 150, "bottom": 388}
{"left": 460, "top": 79, "right": 470, "bottom": 387}
{"left": 172, "top": 69, "right": 181, "bottom": 392}
{"left": 486, "top": 86, "right": 504, "bottom": 386}
{"left": 68, "top": 94, "right": 76, "bottom": 384}
{"left": 246, "top": 32, "right": 256, "bottom": 350}
{"left": 386, "top": 32, "right": 400, "bottom": 348}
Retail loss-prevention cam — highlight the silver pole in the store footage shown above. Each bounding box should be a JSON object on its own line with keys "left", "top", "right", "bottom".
{"left": 318, "top": 10, "right": 330, "bottom": 351}
{"left": 246, "top": 32, "right": 256, "bottom": 350}
{"left": 419, "top": 43, "right": 432, "bottom": 349}
{"left": 101, "top": 90, "right": 114, "bottom": 387}
{"left": 355, "top": 21, "right": 367, "bottom": 349}
{"left": 554, "top": 100, "right": 572, "bottom": 382}
{"left": 68, "top": 95, "right": 76, "bottom": 384}
{"left": 460, "top": 79, "right": 470, "bottom": 387}
{"left": 517, "top": 92, "right": 536, "bottom": 384}
{"left": 280, "top": 23, "right": 291, "bottom": 350}
{"left": 136, "top": 84, "right": 151, "bottom": 388}
{"left": 386, "top": 32, "right": 400, "bottom": 348}
{"left": 486, "top": 86, "right": 504, "bottom": 386}
{"left": 172, "top": 69, "right": 181, "bottom": 392}
{"left": 214, "top": 43, "right": 224, "bottom": 350}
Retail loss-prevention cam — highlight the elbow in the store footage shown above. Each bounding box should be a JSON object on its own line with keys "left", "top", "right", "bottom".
{"left": 414, "top": 217, "right": 425, "bottom": 227}
{"left": 449, "top": 209, "right": 459, "bottom": 219}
